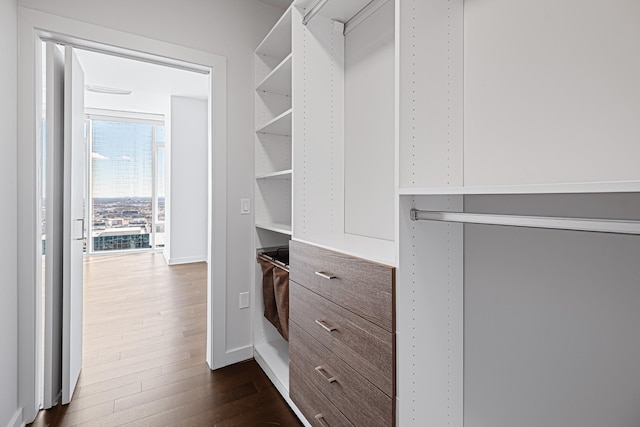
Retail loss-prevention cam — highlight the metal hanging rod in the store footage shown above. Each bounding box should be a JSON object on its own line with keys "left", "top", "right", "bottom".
{"left": 344, "top": 0, "right": 390, "bottom": 35}
{"left": 257, "top": 252, "right": 290, "bottom": 272}
{"left": 410, "top": 209, "right": 640, "bottom": 236}
{"left": 302, "top": 0, "right": 388, "bottom": 33}
{"left": 302, "top": 0, "right": 330, "bottom": 25}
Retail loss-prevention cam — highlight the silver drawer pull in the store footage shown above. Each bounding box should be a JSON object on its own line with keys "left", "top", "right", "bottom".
{"left": 315, "top": 319, "right": 337, "bottom": 333}
{"left": 315, "top": 414, "right": 330, "bottom": 426}
{"left": 315, "top": 366, "right": 337, "bottom": 383}
{"left": 314, "top": 271, "right": 336, "bottom": 280}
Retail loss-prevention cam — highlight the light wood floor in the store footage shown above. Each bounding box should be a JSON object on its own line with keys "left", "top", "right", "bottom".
{"left": 29, "top": 252, "right": 301, "bottom": 427}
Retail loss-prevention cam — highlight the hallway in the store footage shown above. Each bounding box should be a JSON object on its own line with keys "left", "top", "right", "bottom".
{"left": 29, "top": 252, "right": 300, "bottom": 426}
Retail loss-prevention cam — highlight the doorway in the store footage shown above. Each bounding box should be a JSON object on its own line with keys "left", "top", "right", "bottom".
{"left": 39, "top": 42, "right": 212, "bottom": 411}
{"left": 18, "top": 8, "right": 229, "bottom": 423}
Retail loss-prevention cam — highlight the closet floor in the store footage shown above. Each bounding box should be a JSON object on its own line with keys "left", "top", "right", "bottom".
{"left": 29, "top": 252, "right": 301, "bottom": 427}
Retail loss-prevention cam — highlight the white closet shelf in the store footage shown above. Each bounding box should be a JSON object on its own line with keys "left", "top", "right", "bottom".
{"left": 255, "top": 7, "right": 292, "bottom": 60}
{"left": 293, "top": 234, "right": 396, "bottom": 267}
{"left": 399, "top": 180, "right": 640, "bottom": 196}
{"left": 295, "top": 0, "right": 379, "bottom": 25}
{"left": 256, "top": 222, "right": 293, "bottom": 235}
{"left": 254, "top": 339, "right": 290, "bottom": 393}
{"left": 254, "top": 339, "right": 310, "bottom": 426}
{"left": 256, "top": 54, "right": 292, "bottom": 96}
{"left": 256, "top": 169, "right": 292, "bottom": 180}
{"left": 256, "top": 109, "right": 292, "bottom": 136}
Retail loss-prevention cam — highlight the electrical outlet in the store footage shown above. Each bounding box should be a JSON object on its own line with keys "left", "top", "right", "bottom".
{"left": 239, "top": 292, "right": 249, "bottom": 309}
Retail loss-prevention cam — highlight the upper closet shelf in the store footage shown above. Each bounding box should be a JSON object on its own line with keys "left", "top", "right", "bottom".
{"left": 398, "top": 180, "right": 640, "bottom": 196}
{"left": 255, "top": 7, "right": 292, "bottom": 60}
{"left": 256, "top": 109, "right": 292, "bottom": 136}
{"left": 256, "top": 54, "right": 292, "bottom": 96}
{"left": 256, "top": 169, "right": 292, "bottom": 180}
{"left": 294, "top": 0, "right": 383, "bottom": 26}
{"left": 256, "top": 222, "right": 293, "bottom": 235}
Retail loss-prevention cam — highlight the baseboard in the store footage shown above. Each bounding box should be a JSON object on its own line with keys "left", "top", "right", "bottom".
{"left": 162, "top": 248, "right": 170, "bottom": 264}
{"left": 166, "top": 255, "right": 207, "bottom": 266}
{"left": 7, "top": 407, "right": 24, "bottom": 427}
{"left": 225, "top": 345, "right": 254, "bottom": 365}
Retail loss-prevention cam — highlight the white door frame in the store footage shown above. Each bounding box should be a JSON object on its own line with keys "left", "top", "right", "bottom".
{"left": 17, "top": 7, "right": 228, "bottom": 423}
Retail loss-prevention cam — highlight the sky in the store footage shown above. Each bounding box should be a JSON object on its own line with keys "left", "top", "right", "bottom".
{"left": 91, "top": 120, "right": 165, "bottom": 198}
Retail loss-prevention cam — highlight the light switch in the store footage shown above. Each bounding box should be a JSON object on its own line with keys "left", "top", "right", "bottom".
{"left": 241, "top": 198, "right": 251, "bottom": 215}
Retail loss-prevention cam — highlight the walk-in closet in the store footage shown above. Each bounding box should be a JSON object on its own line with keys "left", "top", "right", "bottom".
{"left": 253, "top": 0, "right": 640, "bottom": 426}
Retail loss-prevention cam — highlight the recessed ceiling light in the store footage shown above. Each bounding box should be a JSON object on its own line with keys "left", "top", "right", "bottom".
{"left": 85, "top": 85, "right": 132, "bottom": 95}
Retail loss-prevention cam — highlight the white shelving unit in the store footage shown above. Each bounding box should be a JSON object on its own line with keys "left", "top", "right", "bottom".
{"left": 395, "top": 1, "right": 640, "bottom": 426}
{"left": 291, "top": 0, "right": 396, "bottom": 265}
{"left": 252, "top": 1, "right": 640, "bottom": 427}
{"left": 254, "top": 4, "right": 294, "bottom": 236}
{"left": 256, "top": 54, "right": 292, "bottom": 95}
{"left": 256, "top": 109, "right": 292, "bottom": 136}
{"left": 253, "top": 5, "right": 306, "bottom": 426}
{"left": 253, "top": 2, "right": 396, "bottom": 425}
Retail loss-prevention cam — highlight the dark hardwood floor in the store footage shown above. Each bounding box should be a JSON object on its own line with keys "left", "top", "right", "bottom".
{"left": 29, "top": 252, "right": 301, "bottom": 427}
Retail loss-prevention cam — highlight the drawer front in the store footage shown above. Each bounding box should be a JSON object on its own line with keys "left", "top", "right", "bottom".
{"left": 290, "top": 363, "right": 354, "bottom": 427}
{"left": 290, "top": 240, "right": 395, "bottom": 332}
{"left": 290, "top": 322, "right": 394, "bottom": 427}
{"left": 290, "top": 282, "right": 394, "bottom": 396}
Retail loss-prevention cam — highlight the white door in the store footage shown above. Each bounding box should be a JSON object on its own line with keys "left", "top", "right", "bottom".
{"left": 43, "top": 42, "right": 65, "bottom": 409}
{"left": 62, "top": 45, "right": 85, "bottom": 405}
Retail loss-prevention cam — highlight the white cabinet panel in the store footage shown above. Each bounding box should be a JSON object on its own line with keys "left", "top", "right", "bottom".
{"left": 344, "top": 0, "right": 395, "bottom": 242}
{"left": 465, "top": 0, "right": 640, "bottom": 187}
{"left": 292, "top": 8, "right": 345, "bottom": 238}
{"left": 398, "top": 0, "right": 463, "bottom": 189}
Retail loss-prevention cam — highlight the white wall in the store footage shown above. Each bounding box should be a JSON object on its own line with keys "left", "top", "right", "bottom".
{"left": 17, "top": 0, "right": 284, "bottom": 365}
{"left": 166, "top": 96, "right": 208, "bottom": 264}
{"left": 1, "top": 0, "right": 19, "bottom": 426}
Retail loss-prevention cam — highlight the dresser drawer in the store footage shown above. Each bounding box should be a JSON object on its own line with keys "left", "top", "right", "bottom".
{"left": 290, "top": 282, "right": 394, "bottom": 397}
{"left": 290, "top": 362, "right": 354, "bottom": 427}
{"left": 290, "top": 322, "right": 394, "bottom": 427}
{"left": 289, "top": 240, "right": 395, "bottom": 332}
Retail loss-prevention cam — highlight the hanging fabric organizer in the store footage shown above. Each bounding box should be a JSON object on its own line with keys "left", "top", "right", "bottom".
{"left": 257, "top": 248, "right": 290, "bottom": 341}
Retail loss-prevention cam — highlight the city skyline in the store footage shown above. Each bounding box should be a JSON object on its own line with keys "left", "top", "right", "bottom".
{"left": 91, "top": 120, "right": 165, "bottom": 198}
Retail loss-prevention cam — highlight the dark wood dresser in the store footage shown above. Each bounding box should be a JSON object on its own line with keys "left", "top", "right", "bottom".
{"left": 289, "top": 240, "right": 396, "bottom": 426}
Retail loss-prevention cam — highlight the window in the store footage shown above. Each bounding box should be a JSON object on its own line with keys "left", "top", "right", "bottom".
{"left": 87, "top": 117, "right": 165, "bottom": 253}
{"left": 155, "top": 126, "right": 166, "bottom": 248}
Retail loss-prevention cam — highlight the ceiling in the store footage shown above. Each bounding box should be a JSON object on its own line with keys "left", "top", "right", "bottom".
{"left": 74, "top": 48, "right": 209, "bottom": 116}
{"left": 256, "top": 0, "right": 293, "bottom": 9}
{"left": 47, "top": 0, "right": 295, "bottom": 117}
